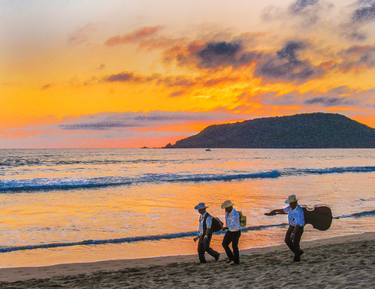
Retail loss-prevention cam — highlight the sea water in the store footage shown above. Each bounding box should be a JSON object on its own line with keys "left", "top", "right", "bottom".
{"left": 0, "top": 148, "right": 374, "bottom": 267}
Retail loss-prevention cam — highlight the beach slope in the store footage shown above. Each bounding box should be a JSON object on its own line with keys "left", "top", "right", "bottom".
{"left": 0, "top": 233, "right": 374, "bottom": 288}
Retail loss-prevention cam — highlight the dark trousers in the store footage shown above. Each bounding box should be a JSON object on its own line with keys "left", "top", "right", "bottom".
{"left": 198, "top": 234, "right": 219, "bottom": 263}
{"left": 285, "top": 225, "right": 304, "bottom": 255}
{"left": 222, "top": 230, "right": 241, "bottom": 264}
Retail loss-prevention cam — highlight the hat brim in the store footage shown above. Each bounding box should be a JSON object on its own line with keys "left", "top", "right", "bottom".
{"left": 285, "top": 198, "right": 298, "bottom": 204}
{"left": 195, "top": 206, "right": 208, "bottom": 210}
{"left": 221, "top": 203, "right": 233, "bottom": 209}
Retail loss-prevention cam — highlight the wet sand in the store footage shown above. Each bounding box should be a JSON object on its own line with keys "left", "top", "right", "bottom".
{"left": 0, "top": 233, "right": 374, "bottom": 288}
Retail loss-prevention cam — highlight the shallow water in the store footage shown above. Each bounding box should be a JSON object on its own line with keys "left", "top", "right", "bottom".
{"left": 0, "top": 149, "right": 374, "bottom": 267}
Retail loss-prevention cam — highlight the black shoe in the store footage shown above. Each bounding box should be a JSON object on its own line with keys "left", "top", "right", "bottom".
{"left": 199, "top": 260, "right": 207, "bottom": 264}
{"left": 293, "top": 255, "right": 301, "bottom": 262}
{"left": 214, "top": 254, "right": 220, "bottom": 262}
{"left": 299, "top": 250, "right": 304, "bottom": 256}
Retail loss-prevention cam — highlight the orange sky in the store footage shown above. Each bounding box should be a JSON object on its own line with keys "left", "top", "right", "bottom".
{"left": 1, "top": 0, "right": 375, "bottom": 148}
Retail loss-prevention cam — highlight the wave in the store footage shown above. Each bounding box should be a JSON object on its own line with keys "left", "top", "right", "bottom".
{"left": 1, "top": 166, "right": 375, "bottom": 193}
{"left": 333, "top": 209, "right": 375, "bottom": 219}
{"left": 1, "top": 208, "right": 375, "bottom": 253}
{"left": 0, "top": 158, "right": 183, "bottom": 167}
{"left": 0, "top": 223, "right": 288, "bottom": 254}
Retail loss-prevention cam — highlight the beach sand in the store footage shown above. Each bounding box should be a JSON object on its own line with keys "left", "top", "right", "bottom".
{"left": 0, "top": 233, "right": 374, "bottom": 288}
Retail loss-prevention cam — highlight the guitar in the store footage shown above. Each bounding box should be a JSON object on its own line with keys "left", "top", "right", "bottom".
{"left": 302, "top": 205, "right": 333, "bottom": 231}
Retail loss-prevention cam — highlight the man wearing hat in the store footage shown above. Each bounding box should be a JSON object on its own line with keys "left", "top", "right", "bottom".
{"left": 265, "top": 194, "right": 305, "bottom": 262}
{"left": 193, "top": 202, "right": 220, "bottom": 263}
{"left": 221, "top": 200, "right": 241, "bottom": 265}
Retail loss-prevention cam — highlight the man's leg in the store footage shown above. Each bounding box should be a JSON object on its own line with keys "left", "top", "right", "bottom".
{"left": 197, "top": 238, "right": 206, "bottom": 263}
{"left": 222, "top": 231, "right": 234, "bottom": 261}
{"left": 231, "top": 231, "right": 241, "bottom": 264}
{"left": 204, "top": 235, "right": 220, "bottom": 260}
{"left": 292, "top": 227, "right": 304, "bottom": 261}
{"left": 284, "top": 226, "right": 295, "bottom": 253}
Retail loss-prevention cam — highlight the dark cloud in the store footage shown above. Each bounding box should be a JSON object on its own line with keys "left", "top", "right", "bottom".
{"left": 255, "top": 41, "right": 321, "bottom": 82}
{"left": 195, "top": 41, "right": 259, "bottom": 68}
{"left": 289, "top": 0, "right": 319, "bottom": 14}
{"left": 339, "top": 45, "right": 375, "bottom": 70}
{"left": 165, "top": 39, "right": 323, "bottom": 82}
{"left": 304, "top": 96, "right": 356, "bottom": 106}
{"left": 263, "top": 0, "right": 326, "bottom": 26}
{"left": 346, "top": 30, "right": 368, "bottom": 41}
{"left": 60, "top": 122, "right": 137, "bottom": 130}
{"left": 59, "top": 112, "right": 246, "bottom": 131}
{"left": 103, "top": 70, "right": 240, "bottom": 89}
{"left": 352, "top": 0, "right": 375, "bottom": 23}
{"left": 104, "top": 72, "right": 142, "bottom": 82}
{"left": 255, "top": 86, "right": 366, "bottom": 108}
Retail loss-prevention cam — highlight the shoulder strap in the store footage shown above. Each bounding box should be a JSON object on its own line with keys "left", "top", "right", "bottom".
{"left": 203, "top": 213, "right": 210, "bottom": 231}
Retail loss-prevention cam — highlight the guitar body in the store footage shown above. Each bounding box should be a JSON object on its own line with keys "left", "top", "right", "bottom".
{"left": 303, "top": 205, "right": 333, "bottom": 231}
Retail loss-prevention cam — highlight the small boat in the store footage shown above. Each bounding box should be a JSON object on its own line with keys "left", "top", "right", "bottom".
{"left": 205, "top": 148, "right": 212, "bottom": 151}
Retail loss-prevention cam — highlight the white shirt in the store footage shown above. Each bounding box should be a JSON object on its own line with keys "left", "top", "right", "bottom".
{"left": 225, "top": 208, "right": 240, "bottom": 232}
{"left": 198, "top": 212, "right": 212, "bottom": 236}
{"left": 283, "top": 205, "right": 305, "bottom": 226}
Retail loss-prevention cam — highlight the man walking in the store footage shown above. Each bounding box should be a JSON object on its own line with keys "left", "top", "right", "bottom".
{"left": 265, "top": 194, "right": 305, "bottom": 262}
{"left": 221, "top": 200, "right": 241, "bottom": 265}
{"left": 193, "top": 202, "right": 220, "bottom": 263}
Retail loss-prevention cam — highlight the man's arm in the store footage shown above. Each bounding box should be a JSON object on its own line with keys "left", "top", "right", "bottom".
{"left": 265, "top": 209, "right": 287, "bottom": 216}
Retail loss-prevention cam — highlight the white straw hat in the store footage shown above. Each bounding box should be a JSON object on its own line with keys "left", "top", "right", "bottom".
{"left": 221, "top": 200, "right": 234, "bottom": 209}
{"left": 285, "top": 194, "right": 298, "bottom": 204}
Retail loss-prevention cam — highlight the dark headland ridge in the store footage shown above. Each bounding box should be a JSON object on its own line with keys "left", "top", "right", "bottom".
{"left": 164, "top": 113, "right": 375, "bottom": 148}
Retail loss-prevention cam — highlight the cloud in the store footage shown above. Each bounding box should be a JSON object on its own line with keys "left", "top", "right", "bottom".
{"left": 289, "top": 0, "right": 319, "bottom": 14}
{"left": 338, "top": 45, "right": 375, "bottom": 70}
{"left": 263, "top": 0, "right": 328, "bottom": 26}
{"left": 343, "top": 0, "right": 375, "bottom": 40}
{"left": 164, "top": 39, "right": 259, "bottom": 69}
{"left": 196, "top": 41, "right": 258, "bottom": 68}
{"left": 352, "top": 0, "right": 375, "bottom": 23}
{"left": 102, "top": 70, "right": 240, "bottom": 90}
{"left": 41, "top": 83, "right": 52, "bottom": 90}
{"left": 68, "top": 23, "right": 98, "bottom": 45}
{"left": 104, "top": 39, "right": 325, "bottom": 85}
{"left": 255, "top": 86, "right": 365, "bottom": 108}
{"left": 59, "top": 111, "right": 246, "bottom": 131}
{"left": 105, "top": 26, "right": 162, "bottom": 46}
{"left": 304, "top": 96, "right": 356, "bottom": 106}
{"left": 104, "top": 72, "right": 139, "bottom": 82}
{"left": 255, "top": 41, "right": 321, "bottom": 82}
{"left": 60, "top": 122, "right": 137, "bottom": 130}
{"left": 97, "top": 64, "right": 106, "bottom": 70}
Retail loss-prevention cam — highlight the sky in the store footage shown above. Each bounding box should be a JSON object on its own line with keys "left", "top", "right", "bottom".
{"left": 1, "top": 0, "right": 375, "bottom": 148}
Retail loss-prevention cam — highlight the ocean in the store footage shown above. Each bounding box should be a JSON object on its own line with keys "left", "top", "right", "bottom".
{"left": 0, "top": 148, "right": 374, "bottom": 267}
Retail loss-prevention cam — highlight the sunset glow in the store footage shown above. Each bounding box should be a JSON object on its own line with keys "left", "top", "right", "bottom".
{"left": 1, "top": 0, "right": 375, "bottom": 148}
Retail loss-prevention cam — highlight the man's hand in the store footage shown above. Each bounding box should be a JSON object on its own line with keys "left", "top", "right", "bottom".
{"left": 265, "top": 209, "right": 285, "bottom": 216}
{"left": 265, "top": 211, "right": 276, "bottom": 216}
{"left": 193, "top": 236, "right": 199, "bottom": 242}
{"left": 222, "top": 226, "right": 228, "bottom": 231}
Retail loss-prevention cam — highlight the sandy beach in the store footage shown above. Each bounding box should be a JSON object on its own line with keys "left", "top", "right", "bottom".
{"left": 0, "top": 232, "right": 374, "bottom": 288}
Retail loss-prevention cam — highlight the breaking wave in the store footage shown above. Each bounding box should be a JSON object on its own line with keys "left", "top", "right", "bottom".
{"left": 1, "top": 208, "right": 374, "bottom": 253}
{"left": 1, "top": 166, "right": 375, "bottom": 193}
